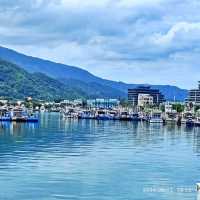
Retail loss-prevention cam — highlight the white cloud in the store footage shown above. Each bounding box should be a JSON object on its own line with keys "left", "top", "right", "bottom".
{"left": 153, "top": 22, "right": 200, "bottom": 45}
{"left": 117, "top": 0, "right": 163, "bottom": 8}
{"left": 59, "top": 0, "right": 112, "bottom": 8}
{"left": 0, "top": 0, "right": 200, "bottom": 88}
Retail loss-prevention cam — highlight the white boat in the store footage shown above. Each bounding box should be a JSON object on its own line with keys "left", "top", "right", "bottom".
{"left": 63, "top": 108, "right": 79, "bottom": 119}
{"left": 78, "top": 110, "right": 95, "bottom": 119}
{"left": 195, "top": 117, "right": 200, "bottom": 127}
{"left": 149, "top": 111, "right": 163, "bottom": 123}
{"left": 95, "top": 110, "right": 113, "bottom": 120}
{"left": 40, "top": 105, "right": 46, "bottom": 113}
{"left": 165, "top": 111, "right": 177, "bottom": 124}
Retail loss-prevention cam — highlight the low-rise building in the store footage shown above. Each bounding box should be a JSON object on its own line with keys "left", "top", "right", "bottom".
{"left": 87, "top": 99, "right": 120, "bottom": 109}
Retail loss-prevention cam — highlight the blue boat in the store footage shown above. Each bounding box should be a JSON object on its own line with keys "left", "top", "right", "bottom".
{"left": 95, "top": 110, "right": 113, "bottom": 120}
{"left": 11, "top": 108, "right": 39, "bottom": 123}
{"left": 0, "top": 116, "right": 12, "bottom": 121}
{"left": 0, "top": 109, "right": 12, "bottom": 121}
{"left": 186, "top": 118, "right": 195, "bottom": 127}
{"left": 78, "top": 110, "right": 95, "bottom": 119}
{"left": 131, "top": 113, "right": 141, "bottom": 121}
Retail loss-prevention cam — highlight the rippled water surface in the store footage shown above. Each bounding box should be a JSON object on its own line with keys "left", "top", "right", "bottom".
{"left": 0, "top": 113, "right": 200, "bottom": 200}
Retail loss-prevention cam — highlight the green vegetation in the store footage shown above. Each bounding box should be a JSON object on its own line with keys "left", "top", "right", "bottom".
{"left": 60, "top": 78, "right": 126, "bottom": 99}
{"left": 0, "top": 59, "right": 88, "bottom": 101}
{"left": 172, "top": 104, "right": 185, "bottom": 113}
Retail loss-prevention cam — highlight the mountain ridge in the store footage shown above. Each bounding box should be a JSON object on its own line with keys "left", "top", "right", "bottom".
{"left": 0, "top": 46, "right": 188, "bottom": 101}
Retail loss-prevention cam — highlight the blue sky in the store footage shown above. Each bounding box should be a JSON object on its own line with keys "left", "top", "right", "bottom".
{"left": 0, "top": 0, "right": 200, "bottom": 89}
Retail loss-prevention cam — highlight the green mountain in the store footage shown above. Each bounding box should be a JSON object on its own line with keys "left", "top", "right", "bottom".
{"left": 0, "top": 46, "right": 188, "bottom": 101}
{"left": 0, "top": 59, "right": 88, "bottom": 100}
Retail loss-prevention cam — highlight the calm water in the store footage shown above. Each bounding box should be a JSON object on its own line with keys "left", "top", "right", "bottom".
{"left": 0, "top": 113, "right": 200, "bottom": 200}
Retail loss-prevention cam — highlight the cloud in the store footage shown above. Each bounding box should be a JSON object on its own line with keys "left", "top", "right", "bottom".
{"left": 0, "top": 0, "right": 200, "bottom": 88}
{"left": 153, "top": 22, "right": 200, "bottom": 45}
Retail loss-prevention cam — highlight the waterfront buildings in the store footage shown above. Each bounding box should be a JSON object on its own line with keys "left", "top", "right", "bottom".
{"left": 185, "top": 81, "right": 200, "bottom": 105}
{"left": 128, "top": 86, "right": 165, "bottom": 106}
{"left": 87, "top": 99, "right": 120, "bottom": 109}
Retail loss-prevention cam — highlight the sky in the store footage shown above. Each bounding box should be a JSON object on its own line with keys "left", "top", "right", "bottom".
{"left": 0, "top": 0, "right": 200, "bottom": 89}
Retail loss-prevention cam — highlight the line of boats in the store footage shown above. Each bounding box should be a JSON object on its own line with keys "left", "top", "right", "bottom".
{"left": 1, "top": 105, "right": 200, "bottom": 128}
{"left": 62, "top": 108, "right": 200, "bottom": 127}
{"left": 0, "top": 107, "right": 39, "bottom": 122}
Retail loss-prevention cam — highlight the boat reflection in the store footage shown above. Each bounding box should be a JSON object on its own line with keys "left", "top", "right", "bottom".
{"left": 0, "top": 113, "right": 200, "bottom": 156}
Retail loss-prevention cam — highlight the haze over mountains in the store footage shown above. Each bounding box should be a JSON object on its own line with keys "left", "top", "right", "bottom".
{"left": 0, "top": 46, "right": 188, "bottom": 101}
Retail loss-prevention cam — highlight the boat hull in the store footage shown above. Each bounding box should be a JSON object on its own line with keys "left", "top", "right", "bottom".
{"left": 149, "top": 119, "right": 163, "bottom": 123}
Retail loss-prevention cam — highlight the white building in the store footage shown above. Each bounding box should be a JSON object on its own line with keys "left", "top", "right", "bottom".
{"left": 138, "top": 94, "right": 153, "bottom": 107}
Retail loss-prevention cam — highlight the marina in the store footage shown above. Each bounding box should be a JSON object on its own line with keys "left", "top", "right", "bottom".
{"left": 61, "top": 107, "right": 200, "bottom": 128}
{"left": 2, "top": 100, "right": 200, "bottom": 129}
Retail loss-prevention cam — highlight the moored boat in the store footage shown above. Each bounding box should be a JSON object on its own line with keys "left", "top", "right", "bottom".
{"left": 186, "top": 118, "right": 195, "bottom": 127}
{"left": 0, "top": 108, "right": 12, "bottom": 121}
{"left": 95, "top": 110, "right": 113, "bottom": 120}
{"left": 119, "top": 111, "right": 132, "bottom": 121}
{"left": 10, "top": 108, "right": 39, "bottom": 122}
{"left": 149, "top": 110, "right": 163, "bottom": 123}
{"left": 181, "top": 111, "right": 194, "bottom": 124}
{"left": 131, "top": 113, "right": 141, "bottom": 121}
{"left": 195, "top": 117, "right": 200, "bottom": 127}
{"left": 78, "top": 110, "right": 95, "bottom": 119}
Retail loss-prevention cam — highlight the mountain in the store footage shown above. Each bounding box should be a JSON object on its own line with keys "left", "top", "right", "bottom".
{"left": 0, "top": 46, "right": 188, "bottom": 101}
{"left": 0, "top": 59, "right": 88, "bottom": 100}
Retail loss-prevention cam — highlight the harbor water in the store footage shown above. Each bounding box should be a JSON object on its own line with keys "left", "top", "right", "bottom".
{"left": 0, "top": 113, "right": 200, "bottom": 200}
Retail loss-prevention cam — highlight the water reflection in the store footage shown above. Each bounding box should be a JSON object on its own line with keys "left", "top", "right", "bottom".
{"left": 0, "top": 114, "right": 200, "bottom": 155}
{"left": 0, "top": 113, "right": 200, "bottom": 200}
{"left": 0, "top": 121, "right": 38, "bottom": 136}
{"left": 197, "top": 192, "right": 200, "bottom": 200}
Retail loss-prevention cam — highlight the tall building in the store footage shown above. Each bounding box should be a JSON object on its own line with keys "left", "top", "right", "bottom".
{"left": 128, "top": 86, "right": 165, "bottom": 106}
{"left": 185, "top": 81, "right": 200, "bottom": 105}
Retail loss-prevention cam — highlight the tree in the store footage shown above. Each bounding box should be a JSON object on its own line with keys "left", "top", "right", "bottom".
{"left": 172, "top": 104, "right": 184, "bottom": 113}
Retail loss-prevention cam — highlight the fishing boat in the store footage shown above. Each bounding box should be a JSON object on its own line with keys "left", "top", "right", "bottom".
{"left": 11, "top": 108, "right": 28, "bottom": 122}
{"left": 149, "top": 110, "right": 163, "bottom": 123}
{"left": 10, "top": 108, "right": 39, "bottom": 122}
{"left": 195, "top": 117, "right": 200, "bottom": 127}
{"left": 139, "top": 112, "right": 149, "bottom": 121}
{"left": 108, "top": 110, "right": 120, "bottom": 120}
{"left": 40, "top": 105, "right": 46, "bottom": 113}
{"left": 78, "top": 110, "right": 95, "bottom": 119}
{"left": 95, "top": 110, "right": 113, "bottom": 120}
{"left": 186, "top": 118, "right": 195, "bottom": 127}
{"left": 0, "top": 108, "right": 12, "bottom": 121}
{"left": 181, "top": 111, "right": 194, "bottom": 124}
{"left": 165, "top": 111, "right": 177, "bottom": 124}
{"left": 63, "top": 108, "right": 79, "bottom": 119}
{"left": 131, "top": 113, "right": 141, "bottom": 121}
{"left": 119, "top": 111, "right": 132, "bottom": 121}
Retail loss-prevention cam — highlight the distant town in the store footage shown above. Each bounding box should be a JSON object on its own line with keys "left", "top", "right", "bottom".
{"left": 0, "top": 81, "right": 200, "bottom": 127}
